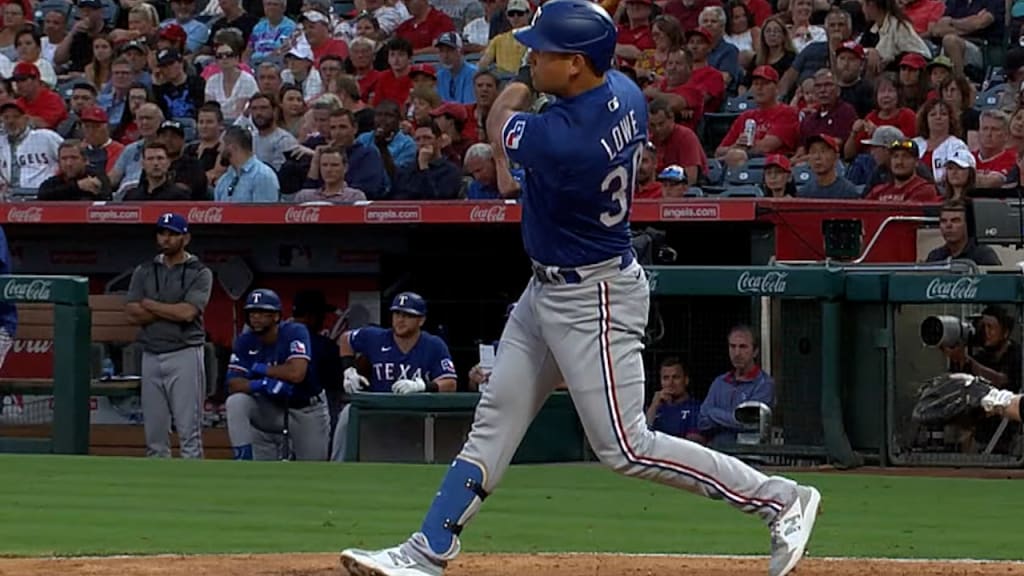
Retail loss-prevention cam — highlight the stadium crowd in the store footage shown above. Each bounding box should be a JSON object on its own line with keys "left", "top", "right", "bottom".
{"left": 0, "top": 0, "right": 1015, "bottom": 204}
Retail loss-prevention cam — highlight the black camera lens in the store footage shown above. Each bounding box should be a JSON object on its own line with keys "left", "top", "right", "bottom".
{"left": 920, "top": 316, "right": 945, "bottom": 347}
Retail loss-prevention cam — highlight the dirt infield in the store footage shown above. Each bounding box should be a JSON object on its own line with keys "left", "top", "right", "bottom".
{"left": 2, "top": 553, "right": 1024, "bottom": 576}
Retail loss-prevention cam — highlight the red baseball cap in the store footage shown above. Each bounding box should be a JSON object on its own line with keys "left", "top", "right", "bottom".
{"left": 410, "top": 64, "right": 437, "bottom": 79}
{"left": 807, "top": 133, "right": 840, "bottom": 152}
{"left": 685, "top": 27, "right": 713, "bottom": 44}
{"left": 765, "top": 154, "right": 791, "bottom": 172}
{"left": 11, "top": 61, "right": 39, "bottom": 80}
{"left": 751, "top": 65, "right": 779, "bottom": 83}
{"left": 836, "top": 41, "right": 865, "bottom": 60}
{"left": 79, "top": 105, "right": 109, "bottom": 123}
{"left": 159, "top": 23, "right": 188, "bottom": 45}
{"left": 899, "top": 53, "right": 927, "bottom": 70}
{"left": 429, "top": 102, "right": 468, "bottom": 123}
{"left": 0, "top": 99, "right": 25, "bottom": 114}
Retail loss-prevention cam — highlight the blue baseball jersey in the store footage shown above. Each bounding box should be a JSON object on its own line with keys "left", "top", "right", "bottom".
{"left": 349, "top": 326, "right": 457, "bottom": 393}
{"left": 501, "top": 70, "right": 648, "bottom": 268}
{"left": 227, "top": 321, "right": 320, "bottom": 399}
{"left": 0, "top": 226, "right": 16, "bottom": 335}
{"left": 651, "top": 397, "right": 703, "bottom": 438}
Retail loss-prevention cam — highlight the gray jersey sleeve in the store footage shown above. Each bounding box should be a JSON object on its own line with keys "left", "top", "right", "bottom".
{"left": 184, "top": 266, "right": 214, "bottom": 311}
{"left": 125, "top": 265, "right": 148, "bottom": 303}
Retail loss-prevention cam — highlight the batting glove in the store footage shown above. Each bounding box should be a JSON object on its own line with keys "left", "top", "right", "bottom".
{"left": 265, "top": 378, "right": 294, "bottom": 398}
{"left": 392, "top": 377, "right": 427, "bottom": 395}
{"left": 248, "top": 362, "right": 269, "bottom": 379}
{"left": 343, "top": 367, "right": 369, "bottom": 394}
{"left": 248, "top": 377, "right": 269, "bottom": 394}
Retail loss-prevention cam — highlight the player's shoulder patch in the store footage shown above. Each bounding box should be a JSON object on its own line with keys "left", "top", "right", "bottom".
{"left": 289, "top": 339, "right": 307, "bottom": 355}
{"left": 441, "top": 358, "right": 456, "bottom": 373}
{"left": 230, "top": 353, "right": 240, "bottom": 363}
{"left": 505, "top": 118, "right": 526, "bottom": 150}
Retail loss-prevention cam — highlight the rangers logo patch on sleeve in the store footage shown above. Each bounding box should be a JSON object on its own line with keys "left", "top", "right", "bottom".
{"left": 441, "top": 358, "right": 456, "bottom": 373}
{"left": 290, "top": 340, "right": 307, "bottom": 355}
{"left": 229, "top": 353, "right": 239, "bottom": 363}
{"left": 505, "top": 120, "right": 525, "bottom": 150}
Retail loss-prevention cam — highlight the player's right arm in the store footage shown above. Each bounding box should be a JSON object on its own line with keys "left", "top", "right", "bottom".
{"left": 226, "top": 335, "right": 257, "bottom": 394}
{"left": 487, "top": 81, "right": 536, "bottom": 161}
{"left": 340, "top": 327, "right": 375, "bottom": 393}
{"left": 124, "top": 266, "right": 157, "bottom": 325}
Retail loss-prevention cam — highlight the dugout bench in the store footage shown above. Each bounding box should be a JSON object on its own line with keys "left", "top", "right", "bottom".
{"left": 343, "top": 391, "right": 586, "bottom": 464}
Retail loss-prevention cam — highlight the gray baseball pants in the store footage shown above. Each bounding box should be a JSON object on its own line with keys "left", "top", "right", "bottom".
{"left": 141, "top": 346, "right": 206, "bottom": 458}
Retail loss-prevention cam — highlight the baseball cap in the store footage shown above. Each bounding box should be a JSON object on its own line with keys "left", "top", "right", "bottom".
{"left": 292, "top": 290, "right": 334, "bottom": 317}
{"left": 120, "top": 39, "right": 147, "bottom": 54}
{"left": 302, "top": 10, "right": 330, "bottom": 24}
{"left": 286, "top": 41, "right": 314, "bottom": 61}
{"left": 158, "top": 120, "right": 185, "bottom": 136}
{"left": 79, "top": 105, "right": 108, "bottom": 123}
{"left": 159, "top": 23, "right": 188, "bottom": 44}
{"left": 390, "top": 292, "right": 426, "bottom": 316}
{"left": 77, "top": 0, "right": 103, "bottom": 9}
{"left": 156, "top": 48, "right": 182, "bottom": 67}
{"left": 927, "top": 55, "right": 953, "bottom": 71}
{"left": 946, "top": 148, "right": 977, "bottom": 169}
{"left": 806, "top": 133, "right": 839, "bottom": 152}
{"left": 429, "top": 101, "right": 468, "bottom": 122}
{"left": 156, "top": 213, "right": 188, "bottom": 234}
{"left": 765, "top": 154, "right": 791, "bottom": 172}
{"left": 889, "top": 137, "right": 920, "bottom": 156}
{"left": 506, "top": 0, "right": 530, "bottom": 11}
{"left": 899, "top": 53, "right": 927, "bottom": 70}
{"left": 751, "top": 65, "right": 779, "bottom": 83}
{"left": 0, "top": 99, "right": 25, "bottom": 114}
{"left": 836, "top": 41, "right": 864, "bottom": 60}
{"left": 684, "top": 27, "right": 713, "bottom": 44}
{"left": 656, "top": 165, "right": 687, "bottom": 184}
{"left": 860, "top": 125, "right": 905, "bottom": 147}
{"left": 435, "top": 31, "right": 463, "bottom": 50}
{"left": 11, "top": 62, "right": 39, "bottom": 81}
{"left": 410, "top": 63, "right": 437, "bottom": 79}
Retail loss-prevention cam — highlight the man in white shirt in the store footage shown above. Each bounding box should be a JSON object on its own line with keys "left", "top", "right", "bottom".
{"left": 0, "top": 100, "right": 62, "bottom": 199}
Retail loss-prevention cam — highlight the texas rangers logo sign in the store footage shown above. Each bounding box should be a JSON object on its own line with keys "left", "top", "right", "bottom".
{"left": 506, "top": 120, "right": 526, "bottom": 150}
{"left": 441, "top": 358, "right": 456, "bottom": 373}
{"left": 290, "top": 340, "right": 307, "bottom": 355}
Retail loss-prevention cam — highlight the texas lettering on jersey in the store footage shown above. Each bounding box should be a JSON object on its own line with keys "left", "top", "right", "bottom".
{"left": 349, "top": 326, "right": 457, "bottom": 393}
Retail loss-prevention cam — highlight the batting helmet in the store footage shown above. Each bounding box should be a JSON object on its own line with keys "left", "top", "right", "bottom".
{"left": 244, "top": 289, "right": 282, "bottom": 313}
{"left": 513, "top": 0, "right": 617, "bottom": 74}
{"left": 390, "top": 292, "right": 427, "bottom": 317}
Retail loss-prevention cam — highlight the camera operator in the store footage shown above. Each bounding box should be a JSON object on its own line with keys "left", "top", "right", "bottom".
{"left": 942, "top": 305, "right": 1021, "bottom": 393}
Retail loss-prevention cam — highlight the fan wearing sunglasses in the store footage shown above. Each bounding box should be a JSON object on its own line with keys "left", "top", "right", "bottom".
{"left": 864, "top": 138, "right": 941, "bottom": 201}
{"left": 204, "top": 40, "right": 259, "bottom": 122}
{"left": 477, "top": 0, "right": 531, "bottom": 74}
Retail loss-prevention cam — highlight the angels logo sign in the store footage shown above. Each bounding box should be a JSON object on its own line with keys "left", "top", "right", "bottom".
{"left": 506, "top": 120, "right": 526, "bottom": 150}
{"left": 290, "top": 340, "right": 307, "bottom": 355}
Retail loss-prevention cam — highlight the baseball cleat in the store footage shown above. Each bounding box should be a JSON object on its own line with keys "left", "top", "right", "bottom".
{"left": 340, "top": 546, "right": 443, "bottom": 576}
{"left": 768, "top": 485, "right": 821, "bottom": 576}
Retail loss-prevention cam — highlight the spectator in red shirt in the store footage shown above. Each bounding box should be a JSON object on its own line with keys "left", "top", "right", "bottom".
{"left": 12, "top": 61, "right": 67, "bottom": 130}
{"left": 372, "top": 37, "right": 414, "bottom": 108}
{"left": 409, "top": 63, "right": 437, "bottom": 93}
{"left": 844, "top": 73, "right": 916, "bottom": 160}
{"left": 642, "top": 47, "right": 703, "bottom": 131}
{"left": 685, "top": 27, "right": 726, "bottom": 112}
{"left": 464, "top": 69, "right": 498, "bottom": 142}
{"left": 743, "top": 0, "right": 772, "bottom": 26}
{"left": 615, "top": 0, "right": 656, "bottom": 68}
{"left": 664, "top": 0, "right": 720, "bottom": 30}
{"left": 302, "top": 10, "right": 347, "bottom": 67}
{"left": 794, "top": 69, "right": 857, "bottom": 162}
{"left": 348, "top": 37, "right": 381, "bottom": 102}
{"left": 902, "top": 0, "right": 946, "bottom": 35}
{"left": 80, "top": 105, "right": 125, "bottom": 174}
{"left": 394, "top": 0, "right": 455, "bottom": 54}
{"left": 716, "top": 65, "right": 800, "bottom": 164}
{"left": 865, "top": 138, "right": 941, "bottom": 201}
{"left": 648, "top": 97, "right": 707, "bottom": 180}
{"left": 974, "top": 109, "right": 1016, "bottom": 188}
{"left": 1009, "top": 108, "right": 1024, "bottom": 152}
{"left": 635, "top": 142, "right": 663, "bottom": 199}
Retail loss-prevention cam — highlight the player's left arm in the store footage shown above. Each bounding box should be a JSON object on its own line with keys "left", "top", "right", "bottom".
{"left": 487, "top": 81, "right": 535, "bottom": 159}
{"left": 266, "top": 324, "right": 312, "bottom": 384}
{"left": 141, "top": 268, "right": 212, "bottom": 323}
{"left": 431, "top": 341, "right": 458, "bottom": 393}
{"left": 226, "top": 337, "right": 257, "bottom": 394}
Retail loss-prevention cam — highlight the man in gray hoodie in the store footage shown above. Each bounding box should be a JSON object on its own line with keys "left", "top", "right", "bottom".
{"left": 125, "top": 213, "right": 213, "bottom": 458}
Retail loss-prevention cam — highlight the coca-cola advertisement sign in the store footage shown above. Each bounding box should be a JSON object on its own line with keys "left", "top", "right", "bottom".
{"left": 87, "top": 206, "right": 141, "bottom": 223}
{"left": 925, "top": 277, "right": 980, "bottom": 300}
{"left": 736, "top": 271, "right": 789, "bottom": 295}
{"left": 6, "top": 206, "right": 43, "bottom": 223}
{"left": 187, "top": 206, "right": 224, "bottom": 224}
{"left": 2, "top": 279, "right": 53, "bottom": 301}
{"left": 469, "top": 205, "right": 508, "bottom": 223}
{"left": 284, "top": 206, "right": 321, "bottom": 223}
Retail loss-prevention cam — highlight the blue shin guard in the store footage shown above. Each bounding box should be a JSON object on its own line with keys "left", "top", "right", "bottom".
{"left": 232, "top": 444, "right": 253, "bottom": 460}
{"left": 419, "top": 458, "right": 489, "bottom": 557}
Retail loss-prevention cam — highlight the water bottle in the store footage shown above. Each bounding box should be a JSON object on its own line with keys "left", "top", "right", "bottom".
{"left": 101, "top": 358, "right": 115, "bottom": 380}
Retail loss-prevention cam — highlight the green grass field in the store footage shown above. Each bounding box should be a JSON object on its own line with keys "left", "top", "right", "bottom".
{"left": 0, "top": 455, "right": 1018, "bottom": 561}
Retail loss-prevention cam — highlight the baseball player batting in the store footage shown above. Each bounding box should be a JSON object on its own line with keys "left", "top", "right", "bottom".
{"left": 225, "top": 289, "right": 330, "bottom": 461}
{"left": 341, "top": 2, "right": 821, "bottom": 575}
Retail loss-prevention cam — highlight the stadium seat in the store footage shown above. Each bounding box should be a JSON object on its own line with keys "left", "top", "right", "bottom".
{"left": 683, "top": 186, "right": 705, "bottom": 197}
{"left": 466, "top": 52, "right": 482, "bottom": 64}
{"left": 792, "top": 163, "right": 814, "bottom": 191}
{"left": 413, "top": 53, "right": 441, "bottom": 64}
{"left": 975, "top": 82, "right": 1008, "bottom": 110}
{"left": 701, "top": 112, "right": 738, "bottom": 156}
{"left": 725, "top": 163, "right": 763, "bottom": 186}
{"left": 722, "top": 94, "right": 755, "bottom": 113}
{"left": 703, "top": 158, "right": 724, "bottom": 186}
{"left": 721, "top": 184, "right": 763, "bottom": 197}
